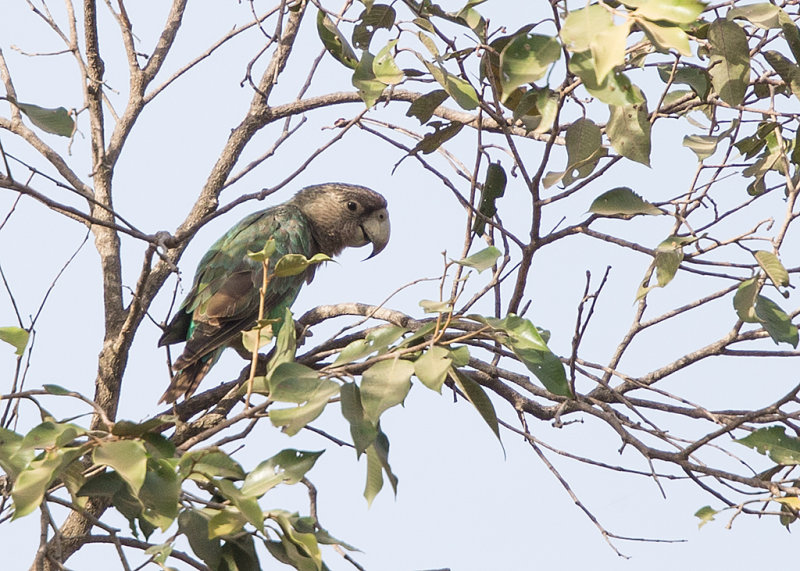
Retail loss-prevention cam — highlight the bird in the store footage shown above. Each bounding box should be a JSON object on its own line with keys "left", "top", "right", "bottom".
{"left": 158, "top": 183, "right": 390, "bottom": 403}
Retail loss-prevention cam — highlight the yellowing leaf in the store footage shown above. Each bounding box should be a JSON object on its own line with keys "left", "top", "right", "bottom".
{"left": 629, "top": 0, "right": 704, "bottom": 25}
{"left": 733, "top": 278, "right": 759, "bottom": 323}
{"left": 591, "top": 21, "right": 632, "bottom": 81}
{"left": 639, "top": 20, "right": 692, "bottom": 56}
{"left": 0, "top": 326, "right": 29, "bottom": 356}
{"left": 694, "top": 505, "right": 718, "bottom": 528}
{"left": 561, "top": 5, "right": 612, "bottom": 53}
{"left": 373, "top": 40, "right": 404, "bottom": 85}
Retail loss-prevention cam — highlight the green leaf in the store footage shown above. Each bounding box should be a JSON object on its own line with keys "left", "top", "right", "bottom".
{"left": 93, "top": 440, "right": 148, "bottom": 495}
{"left": 655, "top": 236, "right": 686, "bottom": 287}
{"left": 364, "top": 444, "right": 384, "bottom": 506}
{"left": 755, "top": 296, "right": 799, "bottom": 347}
{"left": 763, "top": 51, "right": 800, "bottom": 100}
{"left": 266, "top": 307, "right": 297, "bottom": 379}
{"left": 0, "top": 326, "right": 29, "bottom": 356}
{"left": 313, "top": 526, "right": 359, "bottom": 551}
{"left": 608, "top": 97, "right": 651, "bottom": 166}
{"left": 563, "top": 118, "right": 603, "bottom": 181}
{"left": 413, "top": 345, "right": 452, "bottom": 393}
{"left": 657, "top": 65, "right": 710, "bottom": 98}
{"left": 473, "top": 163, "right": 507, "bottom": 235}
{"left": 568, "top": 52, "right": 644, "bottom": 107}
{"left": 363, "top": 428, "right": 398, "bottom": 505}
{"left": 735, "top": 121, "right": 778, "bottom": 159}
{"left": 77, "top": 470, "right": 125, "bottom": 498}
{"left": 316, "top": 11, "right": 358, "bottom": 69}
{"left": 266, "top": 510, "right": 322, "bottom": 568}
{"left": 353, "top": 51, "right": 386, "bottom": 107}
{"left": 455, "top": 246, "right": 501, "bottom": 273}
{"left": 179, "top": 510, "right": 222, "bottom": 569}
{"left": 240, "top": 450, "right": 323, "bottom": 498}
{"left": 111, "top": 416, "right": 175, "bottom": 438}
{"left": 246, "top": 238, "right": 276, "bottom": 262}
{"left": 683, "top": 134, "right": 719, "bottom": 161}
{"left": 638, "top": 236, "right": 694, "bottom": 298}
{"left": 707, "top": 19, "right": 750, "bottom": 106}
{"left": 13, "top": 447, "right": 84, "bottom": 518}
{"left": 423, "top": 61, "right": 479, "bottom": 110}
{"left": 694, "top": 505, "right": 718, "bottom": 528}
{"left": 473, "top": 314, "right": 571, "bottom": 397}
{"left": 499, "top": 33, "right": 561, "bottom": 94}
{"left": 754, "top": 250, "right": 790, "bottom": 288}
{"left": 780, "top": 10, "right": 800, "bottom": 64}
{"left": 180, "top": 449, "right": 246, "bottom": 481}
{"left": 449, "top": 345, "right": 470, "bottom": 367}
{"left": 512, "top": 87, "right": 559, "bottom": 134}
{"left": 139, "top": 458, "right": 180, "bottom": 530}
{"left": 639, "top": 236, "right": 693, "bottom": 298}
{"left": 9, "top": 98, "right": 74, "bottom": 137}
{"left": 733, "top": 278, "right": 759, "bottom": 323}
{"left": 630, "top": 0, "right": 704, "bottom": 25}
{"left": 406, "top": 90, "right": 449, "bottom": 124}
{"left": 273, "top": 252, "right": 331, "bottom": 278}
{"left": 269, "top": 363, "right": 339, "bottom": 436}
{"left": 0, "top": 427, "right": 27, "bottom": 479}
{"left": 340, "top": 383, "right": 378, "bottom": 456}
{"left": 360, "top": 358, "right": 414, "bottom": 423}
{"left": 589, "top": 187, "right": 663, "bottom": 216}
{"left": 142, "top": 433, "right": 175, "bottom": 460}
{"left": 332, "top": 325, "right": 407, "bottom": 366}
{"left": 21, "top": 420, "right": 85, "bottom": 451}
{"left": 41, "top": 384, "right": 70, "bottom": 395}
{"left": 352, "top": 5, "right": 396, "bottom": 50}
{"left": 214, "top": 479, "right": 264, "bottom": 532}
{"left": 451, "top": 369, "right": 502, "bottom": 446}
{"left": 366, "top": 324, "right": 409, "bottom": 349}
{"left": 544, "top": 118, "right": 608, "bottom": 188}
{"left": 373, "top": 40, "right": 404, "bottom": 85}
{"left": 737, "top": 426, "right": 800, "bottom": 465}
{"left": 410, "top": 120, "right": 464, "bottom": 154}
{"left": 220, "top": 533, "right": 260, "bottom": 570}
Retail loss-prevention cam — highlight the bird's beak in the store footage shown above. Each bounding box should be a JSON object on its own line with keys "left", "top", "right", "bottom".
{"left": 361, "top": 207, "right": 390, "bottom": 259}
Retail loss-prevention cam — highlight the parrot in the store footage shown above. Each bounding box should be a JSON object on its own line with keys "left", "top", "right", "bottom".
{"left": 158, "top": 183, "right": 390, "bottom": 403}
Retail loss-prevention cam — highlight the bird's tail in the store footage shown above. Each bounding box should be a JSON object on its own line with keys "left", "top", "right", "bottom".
{"left": 159, "top": 358, "right": 214, "bottom": 404}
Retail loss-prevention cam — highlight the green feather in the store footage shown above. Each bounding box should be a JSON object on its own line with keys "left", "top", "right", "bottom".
{"left": 159, "top": 204, "right": 316, "bottom": 402}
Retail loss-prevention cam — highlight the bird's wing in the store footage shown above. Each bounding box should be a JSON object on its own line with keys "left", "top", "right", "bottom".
{"left": 171, "top": 205, "right": 316, "bottom": 368}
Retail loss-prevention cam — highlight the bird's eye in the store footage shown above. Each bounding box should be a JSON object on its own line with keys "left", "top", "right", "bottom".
{"left": 347, "top": 201, "right": 358, "bottom": 212}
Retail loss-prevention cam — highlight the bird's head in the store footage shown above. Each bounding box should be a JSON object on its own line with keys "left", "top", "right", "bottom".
{"left": 292, "top": 183, "right": 390, "bottom": 258}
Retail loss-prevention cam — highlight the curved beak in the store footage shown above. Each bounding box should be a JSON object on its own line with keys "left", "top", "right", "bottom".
{"left": 361, "top": 207, "right": 390, "bottom": 259}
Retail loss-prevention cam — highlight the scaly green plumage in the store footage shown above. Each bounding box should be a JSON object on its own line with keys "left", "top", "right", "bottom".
{"left": 158, "top": 183, "right": 390, "bottom": 403}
